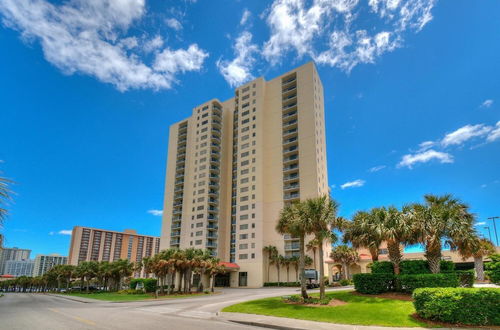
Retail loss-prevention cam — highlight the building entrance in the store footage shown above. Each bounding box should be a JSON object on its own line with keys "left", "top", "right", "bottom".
{"left": 214, "top": 273, "right": 230, "bottom": 287}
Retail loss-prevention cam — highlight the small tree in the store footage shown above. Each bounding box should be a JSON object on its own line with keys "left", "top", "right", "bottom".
{"left": 330, "top": 245, "right": 359, "bottom": 280}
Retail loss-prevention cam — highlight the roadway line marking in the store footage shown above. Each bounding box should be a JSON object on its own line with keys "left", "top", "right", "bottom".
{"left": 48, "top": 308, "right": 96, "bottom": 326}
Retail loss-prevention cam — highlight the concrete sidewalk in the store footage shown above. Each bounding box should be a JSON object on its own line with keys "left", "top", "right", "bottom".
{"left": 218, "top": 312, "right": 455, "bottom": 330}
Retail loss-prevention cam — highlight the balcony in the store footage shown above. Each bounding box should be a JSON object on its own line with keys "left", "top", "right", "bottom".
{"left": 175, "top": 180, "right": 184, "bottom": 186}
{"left": 207, "top": 215, "right": 218, "bottom": 221}
{"left": 208, "top": 198, "right": 218, "bottom": 204}
{"left": 283, "top": 128, "right": 298, "bottom": 137}
{"left": 282, "top": 110, "right": 297, "bottom": 119}
{"left": 170, "top": 231, "right": 181, "bottom": 237}
{"left": 284, "top": 192, "right": 300, "bottom": 201}
{"left": 283, "top": 136, "right": 298, "bottom": 145}
{"left": 175, "top": 173, "right": 184, "bottom": 179}
{"left": 175, "top": 166, "right": 185, "bottom": 172}
{"left": 174, "top": 194, "right": 183, "bottom": 200}
{"left": 206, "top": 242, "right": 218, "bottom": 248}
{"left": 283, "top": 173, "right": 299, "bottom": 182}
{"left": 283, "top": 102, "right": 297, "bottom": 111}
{"left": 283, "top": 164, "right": 299, "bottom": 172}
{"left": 283, "top": 145, "right": 298, "bottom": 155}
{"left": 171, "top": 223, "right": 181, "bottom": 229}
{"left": 283, "top": 154, "right": 299, "bottom": 163}
{"left": 282, "top": 76, "right": 296, "bottom": 85}
{"left": 282, "top": 85, "right": 297, "bottom": 94}
{"left": 172, "top": 217, "right": 181, "bottom": 222}
{"left": 284, "top": 234, "right": 299, "bottom": 240}
{"left": 282, "top": 93, "right": 297, "bottom": 102}
{"left": 206, "top": 233, "right": 218, "bottom": 239}
{"left": 173, "top": 209, "right": 182, "bottom": 215}
{"left": 207, "top": 224, "right": 218, "bottom": 230}
{"left": 283, "top": 119, "right": 298, "bottom": 129}
{"left": 284, "top": 183, "right": 300, "bottom": 191}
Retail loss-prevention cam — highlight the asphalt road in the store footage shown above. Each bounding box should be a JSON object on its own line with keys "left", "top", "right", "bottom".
{"left": 0, "top": 287, "right": 323, "bottom": 330}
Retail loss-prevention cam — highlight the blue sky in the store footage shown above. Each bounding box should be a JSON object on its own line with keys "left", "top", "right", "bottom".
{"left": 0, "top": 0, "right": 499, "bottom": 256}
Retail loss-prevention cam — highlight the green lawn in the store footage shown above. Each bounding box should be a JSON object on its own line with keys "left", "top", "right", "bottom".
{"left": 65, "top": 292, "right": 212, "bottom": 302}
{"left": 222, "top": 291, "right": 436, "bottom": 328}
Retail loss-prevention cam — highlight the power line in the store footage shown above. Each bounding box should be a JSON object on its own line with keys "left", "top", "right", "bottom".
{"left": 487, "top": 216, "right": 499, "bottom": 246}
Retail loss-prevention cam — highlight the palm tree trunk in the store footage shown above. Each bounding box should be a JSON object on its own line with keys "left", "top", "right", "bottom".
{"left": 313, "top": 250, "right": 317, "bottom": 270}
{"left": 211, "top": 274, "right": 215, "bottom": 293}
{"left": 474, "top": 256, "right": 484, "bottom": 281}
{"left": 286, "top": 268, "right": 289, "bottom": 283}
{"left": 276, "top": 264, "right": 280, "bottom": 285}
{"left": 267, "top": 259, "right": 270, "bottom": 282}
{"left": 299, "top": 234, "right": 308, "bottom": 299}
{"left": 318, "top": 241, "right": 325, "bottom": 300}
{"left": 387, "top": 241, "right": 402, "bottom": 274}
{"left": 369, "top": 247, "right": 379, "bottom": 261}
{"left": 425, "top": 244, "right": 441, "bottom": 274}
{"left": 342, "top": 263, "right": 348, "bottom": 280}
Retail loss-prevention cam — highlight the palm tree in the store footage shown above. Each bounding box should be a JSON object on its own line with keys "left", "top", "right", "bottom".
{"left": 276, "top": 201, "right": 309, "bottom": 299}
{"left": 301, "top": 196, "right": 340, "bottom": 299}
{"left": 381, "top": 206, "right": 414, "bottom": 274}
{"left": 330, "top": 245, "right": 359, "bottom": 280}
{"left": 454, "top": 236, "right": 495, "bottom": 281}
{"left": 306, "top": 239, "right": 319, "bottom": 270}
{"left": 208, "top": 258, "right": 224, "bottom": 293}
{"left": 290, "top": 255, "right": 299, "bottom": 281}
{"left": 281, "top": 256, "right": 292, "bottom": 283}
{"left": 0, "top": 175, "right": 13, "bottom": 228}
{"left": 410, "top": 194, "right": 475, "bottom": 273}
{"left": 263, "top": 245, "right": 278, "bottom": 282}
{"left": 272, "top": 254, "right": 283, "bottom": 284}
{"left": 343, "top": 209, "right": 384, "bottom": 261}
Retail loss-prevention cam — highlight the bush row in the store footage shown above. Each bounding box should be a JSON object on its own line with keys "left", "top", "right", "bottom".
{"left": 370, "top": 260, "right": 455, "bottom": 275}
{"left": 129, "top": 278, "right": 157, "bottom": 292}
{"left": 353, "top": 273, "right": 468, "bottom": 294}
{"left": 263, "top": 282, "right": 300, "bottom": 287}
{"left": 413, "top": 288, "right": 500, "bottom": 326}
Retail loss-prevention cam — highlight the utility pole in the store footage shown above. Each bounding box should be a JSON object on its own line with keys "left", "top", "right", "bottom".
{"left": 487, "top": 216, "right": 499, "bottom": 246}
{"left": 484, "top": 227, "right": 493, "bottom": 242}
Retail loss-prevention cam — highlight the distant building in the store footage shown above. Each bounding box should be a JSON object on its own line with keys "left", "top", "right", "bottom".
{"left": 5, "top": 259, "right": 34, "bottom": 277}
{"left": 32, "top": 254, "right": 67, "bottom": 277}
{"left": 68, "top": 226, "right": 160, "bottom": 267}
{"left": 0, "top": 247, "right": 31, "bottom": 275}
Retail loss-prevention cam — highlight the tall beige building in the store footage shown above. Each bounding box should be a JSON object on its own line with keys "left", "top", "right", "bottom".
{"left": 68, "top": 226, "right": 160, "bottom": 268}
{"left": 160, "top": 62, "right": 329, "bottom": 287}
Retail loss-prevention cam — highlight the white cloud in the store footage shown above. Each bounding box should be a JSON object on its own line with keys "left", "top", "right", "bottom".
{"left": 165, "top": 18, "right": 182, "bottom": 31}
{"left": 58, "top": 230, "right": 72, "bottom": 235}
{"left": 340, "top": 179, "right": 365, "bottom": 189}
{"left": 240, "top": 9, "right": 251, "bottom": 26}
{"left": 143, "top": 35, "right": 164, "bottom": 53}
{"left": 148, "top": 209, "right": 163, "bottom": 216}
{"left": 480, "top": 99, "right": 494, "bottom": 108}
{"left": 486, "top": 121, "right": 500, "bottom": 143}
{"left": 0, "top": 0, "right": 208, "bottom": 91}
{"left": 441, "top": 124, "right": 492, "bottom": 147}
{"left": 368, "top": 165, "right": 386, "bottom": 172}
{"left": 217, "top": 31, "right": 258, "bottom": 87}
{"left": 475, "top": 222, "right": 486, "bottom": 226}
{"left": 417, "top": 140, "right": 435, "bottom": 152}
{"left": 261, "top": 0, "right": 435, "bottom": 71}
{"left": 398, "top": 149, "right": 453, "bottom": 169}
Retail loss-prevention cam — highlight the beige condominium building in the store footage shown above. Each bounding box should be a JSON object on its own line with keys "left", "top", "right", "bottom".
{"left": 160, "top": 62, "right": 330, "bottom": 287}
{"left": 32, "top": 254, "right": 67, "bottom": 277}
{"left": 68, "top": 226, "right": 160, "bottom": 276}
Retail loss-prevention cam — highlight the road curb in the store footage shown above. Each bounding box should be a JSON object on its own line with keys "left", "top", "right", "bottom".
{"left": 44, "top": 293, "right": 93, "bottom": 303}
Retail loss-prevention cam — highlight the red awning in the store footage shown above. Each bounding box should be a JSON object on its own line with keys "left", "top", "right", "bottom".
{"left": 219, "top": 261, "right": 240, "bottom": 269}
{"left": 0, "top": 275, "right": 15, "bottom": 278}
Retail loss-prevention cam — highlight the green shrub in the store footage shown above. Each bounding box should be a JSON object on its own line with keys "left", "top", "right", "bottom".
{"left": 485, "top": 254, "right": 500, "bottom": 284}
{"left": 413, "top": 288, "right": 500, "bottom": 326}
{"left": 399, "top": 260, "right": 455, "bottom": 275}
{"left": 440, "top": 260, "right": 455, "bottom": 272}
{"left": 370, "top": 261, "right": 394, "bottom": 274}
{"left": 400, "top": 260, "right": 429, "bottom": 274}
{"left": 129, "top": 278, "right": 157, "bottom": 293}
{"left": 339, "top": 279, "right": 352, "bottom": 286}
{"left": 455, "top": 270, "right": 474, "bottom": 287}
{"left": 353, "top": 273, "right": 394, "bottom": 294}
{"left": 396, "top": 273, "right": 458, "bottom": 293}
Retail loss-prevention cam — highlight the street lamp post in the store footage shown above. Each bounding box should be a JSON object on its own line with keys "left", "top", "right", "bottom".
{"left": 487, "top": 216, "right": 499, "bottom": 246}
{"left": 484, "top": 227, "right": 493, "bottom": 242}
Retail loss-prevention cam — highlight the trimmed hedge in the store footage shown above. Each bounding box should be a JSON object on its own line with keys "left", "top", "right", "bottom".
{"left": 263, "top": 282, "right": 300, "bottom": 287}
{"left": 370, "top": 261, "right": 394, "bottom": 274}
{"left": 396, "top": 273, "right": 458, "bottom": 293}
{"left": 455, "top": 270, "right": 474, "bottom": 288}
{"left": 353, "top": 273, "right": 394, "bottom": 294}
{"left": 485, "top": 254, "right": 500, "bottom": 284}
{"left": 129, "top": 278, "right": 157, "bottom": 292}
{"left": 399, "top": 260, "right": 455, "bottom": 275}
{"left": 413, "top": 288, "right": 500, "bottom": 326}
